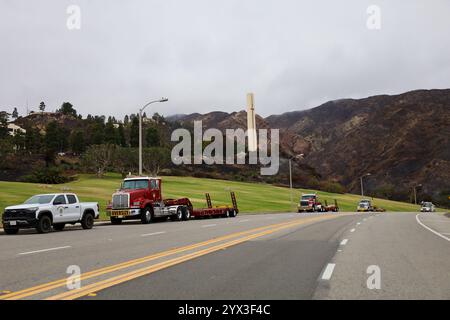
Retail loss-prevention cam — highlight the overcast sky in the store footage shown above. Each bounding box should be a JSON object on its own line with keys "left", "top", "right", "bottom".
{"left": 1, "top": 0, "right": 449, "bottom": 119}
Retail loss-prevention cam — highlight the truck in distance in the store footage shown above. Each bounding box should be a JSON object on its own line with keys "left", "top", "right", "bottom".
{"left": 420, "top": 202, "right": 436, "bottom": 212}
{"left": 106, "top": 176, "right": 238, "bottom": 224}
{"left": 298, "top": 193, "right": 323, "bottom": 212}
{"left": 2, "top": 193, "right": 99, "bottom": 234}
{"left": 357, "top": 199, "right": 374, "bottom": 212}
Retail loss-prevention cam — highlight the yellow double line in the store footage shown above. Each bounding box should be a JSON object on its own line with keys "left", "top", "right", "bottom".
{"left": 1, "top": 215, "right": 337, "bottom": 300}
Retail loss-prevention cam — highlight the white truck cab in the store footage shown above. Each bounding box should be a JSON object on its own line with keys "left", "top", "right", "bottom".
{"left": 2, "top": 193, "right": 99, "bottom": 234}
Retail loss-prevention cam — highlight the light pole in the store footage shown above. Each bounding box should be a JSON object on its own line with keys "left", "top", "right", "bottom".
{"left": 289, "top": 154, "right": 304, "bottom": 211}
{"left": 413, "top": 184, "right": 422, "bottom": 205}
{"left": 139, "top": 98, "right": 168, "bottom": 176}
{"left": 360, "top": 173, "right": 371, "bottom": 198}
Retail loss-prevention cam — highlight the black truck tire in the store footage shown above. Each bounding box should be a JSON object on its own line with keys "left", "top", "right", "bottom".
{"left": 4, "top": 227, "right": 19, "bottom": 235}
{"left": 36, "top": 215, "right": 52, "bottom": 234}
{"left": 182, "top": 207, "right": 191, "bottom": 221}
{"left": 141, "top": 207, "right": 153, "bottom": 224}
{"left": 81, "top": 212, "right": 94, "bottom": 229}
{"left": 229, "top": 209, "right": 237, "bottom": 218}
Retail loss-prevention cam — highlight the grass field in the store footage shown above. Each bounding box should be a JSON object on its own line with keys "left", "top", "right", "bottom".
{"left": 0, "top": 173, "right": 429, "bottom": 223}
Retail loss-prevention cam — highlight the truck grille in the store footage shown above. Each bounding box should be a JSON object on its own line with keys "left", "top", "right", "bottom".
{"left": 3, "top": 209, "right": 36, "bottom": 220}
{"left": 112, "top": 193, "right": 129, "bottom": 209}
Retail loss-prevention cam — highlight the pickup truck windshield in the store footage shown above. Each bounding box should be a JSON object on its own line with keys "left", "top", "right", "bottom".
{"left": 122, "top": 180, "right": 149, "bottom": 190}
{"left": 24, "top": 195, "right": 55, "bottom": 204}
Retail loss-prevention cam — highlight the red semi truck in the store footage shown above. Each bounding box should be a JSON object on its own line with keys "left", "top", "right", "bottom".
{"left": 106, "top": 176, "right": 238, "bottom": 224}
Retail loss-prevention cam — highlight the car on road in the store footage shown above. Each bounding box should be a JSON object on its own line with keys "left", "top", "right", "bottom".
{"left": 420, "top": 202, "right": 436, "bottom": 212}
{"left": 2, "top": 193, "right": 99, "bottom": 235}
{"left": 357, "top": 199, "right": 374, "bottom": 212}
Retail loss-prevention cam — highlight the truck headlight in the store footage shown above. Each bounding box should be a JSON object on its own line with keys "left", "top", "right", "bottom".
{"left": 133, "top": 201, "right": 141, "bottom": 206}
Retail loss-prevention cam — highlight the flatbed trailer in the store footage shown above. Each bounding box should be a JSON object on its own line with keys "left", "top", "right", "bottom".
{"left": 191, "top": 192, "right": 239, "bottom": 218}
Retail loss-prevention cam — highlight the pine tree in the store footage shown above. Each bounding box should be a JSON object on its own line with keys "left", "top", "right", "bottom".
{"left": 118, "top": 123, "right": 127, "bottom": 147}
{"left": 146, "top": 127, "right": 160, "bottom": 147}
{"left": 70, "top": 131, "right": 85, "bottom": 154}
{"left": 12, "top": 107, "right": 19, "bottom": 119}
{"left": 130, "top": 117, "right": 139, "bottom": 147}
{"left": 39, "top": 102, "right": 46, "bottom": 112}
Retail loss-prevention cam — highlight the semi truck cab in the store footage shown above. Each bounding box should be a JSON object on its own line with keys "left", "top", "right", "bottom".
{"left": 106, "top": 177, "right": 192, "bottom": 224}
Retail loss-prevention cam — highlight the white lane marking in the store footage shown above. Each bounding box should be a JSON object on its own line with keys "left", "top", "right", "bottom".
{"left": 239, "top": 219, "right": 250, "bottom": 223}
{"left": 321, "top": 263, "right": 336, "bottom": 280}
{"left": 416, "top": 214, "right": 450, "bottom": 242}
{"left": 202, "top": 224, "right": 217, "bottom": 228}
{"left": 18, "top": 246, "right": 71, "bottom": 256}
{"left": 350, "top": 228, "right": 356, "bottom": 233}
{"left": 141, "top": 231, "right": 166, "bottom": 237}
{"left": 357, "top": 222, "right": 361, "bottom": 225}
{"left": 340, "top": 239, "right": 348, "bottom": 246}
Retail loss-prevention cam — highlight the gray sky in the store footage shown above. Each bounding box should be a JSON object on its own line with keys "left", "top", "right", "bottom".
{"left": 1, "top": 0, "right": 449, "bottom": 119}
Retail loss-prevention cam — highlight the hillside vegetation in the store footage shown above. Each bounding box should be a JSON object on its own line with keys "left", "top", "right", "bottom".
{"left": 0, "top": 174, "right": 426, "bottom": 222}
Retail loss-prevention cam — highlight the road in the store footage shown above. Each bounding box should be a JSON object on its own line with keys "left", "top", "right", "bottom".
{"left": 0, "top": 211, "right": 449, "bottom": 300}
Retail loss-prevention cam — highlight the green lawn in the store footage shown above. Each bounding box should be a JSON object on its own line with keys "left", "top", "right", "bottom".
{"left": 0, "top": 173, "right": 429, "bottom": 222}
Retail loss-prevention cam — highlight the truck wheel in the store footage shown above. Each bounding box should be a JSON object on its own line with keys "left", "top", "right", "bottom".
{"left": 182, "top": 207, "right": 191, "bottom": 221}
{"left": 229, "top": 209, "right": 237, "bottom": 218}
{"left": 36, "top": 215, "right": 52, "bottom": 234}
{"left": 81, "top": 213, "right": 94, "bottom": 229}
{"left": 111, "top": 217, "right": 122, "bottom": 225}
{"left": 53, "top": 223, "right": 65, "bottom": 231}
{"left": 4, "top": 227, "right": 19, "bottom": 235}
{"left": 141, "top": 207, "right": 153, "bottom": 224}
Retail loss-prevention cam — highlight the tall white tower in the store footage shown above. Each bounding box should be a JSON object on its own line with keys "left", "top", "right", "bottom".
{"left": 247, "top": 93, "right": 257, "bottom": 152}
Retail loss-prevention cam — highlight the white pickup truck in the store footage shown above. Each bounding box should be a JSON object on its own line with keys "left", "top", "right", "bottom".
{"left": 2, "top": 193, "right": 99, "bottom": 234}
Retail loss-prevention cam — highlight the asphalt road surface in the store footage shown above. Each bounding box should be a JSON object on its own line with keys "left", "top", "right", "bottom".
{"left": 0, "top": 211, "right": 449, "bottom": 300}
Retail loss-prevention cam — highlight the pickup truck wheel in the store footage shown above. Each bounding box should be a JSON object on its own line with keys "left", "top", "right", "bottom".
{"left": 111, "top": 217, "right": 122, "bottom": 225}
{"left": 81, "top": 213, "right": 94, "bottom": 229}
{"left": 182, "top": 207, "right": 191, "bottom": 221}
{"left": 53, "top": 223, "right": 65, "bottom": 231}
{"left": 4, "top": 227, "right": 19, "bottom": 235}
{"left": 36, "top": 215, "right": 52, "bottom": 234}
{"left": 141, "top": 207, "right": 153, "bottom": 224}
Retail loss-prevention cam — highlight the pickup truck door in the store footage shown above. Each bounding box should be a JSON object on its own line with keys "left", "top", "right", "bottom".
{"left": 65, "top": 194, "right": 81, "bottom": 222}
{"left": 52, "top": 194, "right": 68, "bottom": 223}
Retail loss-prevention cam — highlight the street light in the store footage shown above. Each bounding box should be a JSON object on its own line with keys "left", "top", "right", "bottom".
{"left": 360, "top": 173, "right": 371, "bottom": 198}
{"left": 413, "top": 184, "right": 422, "bottom": 205}
{"left": 289, "top": 154, "right": 304, "bottom": 211}
{"left": 139, "top": 98, "right": 168, "bottom": 176}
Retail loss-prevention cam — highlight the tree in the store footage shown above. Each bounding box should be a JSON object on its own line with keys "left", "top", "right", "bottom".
{"left": 81, "top": 144, "right": 117, "bottom": 177}
{"left": 117, "top": 123, "right": 127, "bottom": 147}
{"left": 124, "top": 115, "right": 129, "bottom": 125}
{"left": 114, "top": 147, "right": 138, "bottom": 177}
{"left": 58, "top": 102, "right": 77, "bottom": 117}
{"left": 39, "top": 102, "right": 46, "bottom": 112}
{"left": 142, "top": 147, "right": 171, "bottom": 176}
{"left": 70, "top": 131, "right": 85, "bottom": 154}
{"left": 130, "top": 116, "right": 139, "bottom": 147}
{"left": 0, "top": 111, "right": 9, "bottom": 138}
{"left": 25, "top": 127, "right": 43, "bottom": 153}
{"left": 44, "top": 121, "right": 68, "bottom": 165}
{"left": 146, "top": 127, "right": 160, "bottom": 147}
{"left": 12, "top": 107, "right": 18, "bottom": 119}
{"left": 104, "top": 120, "right": 117, "bottom": 145}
